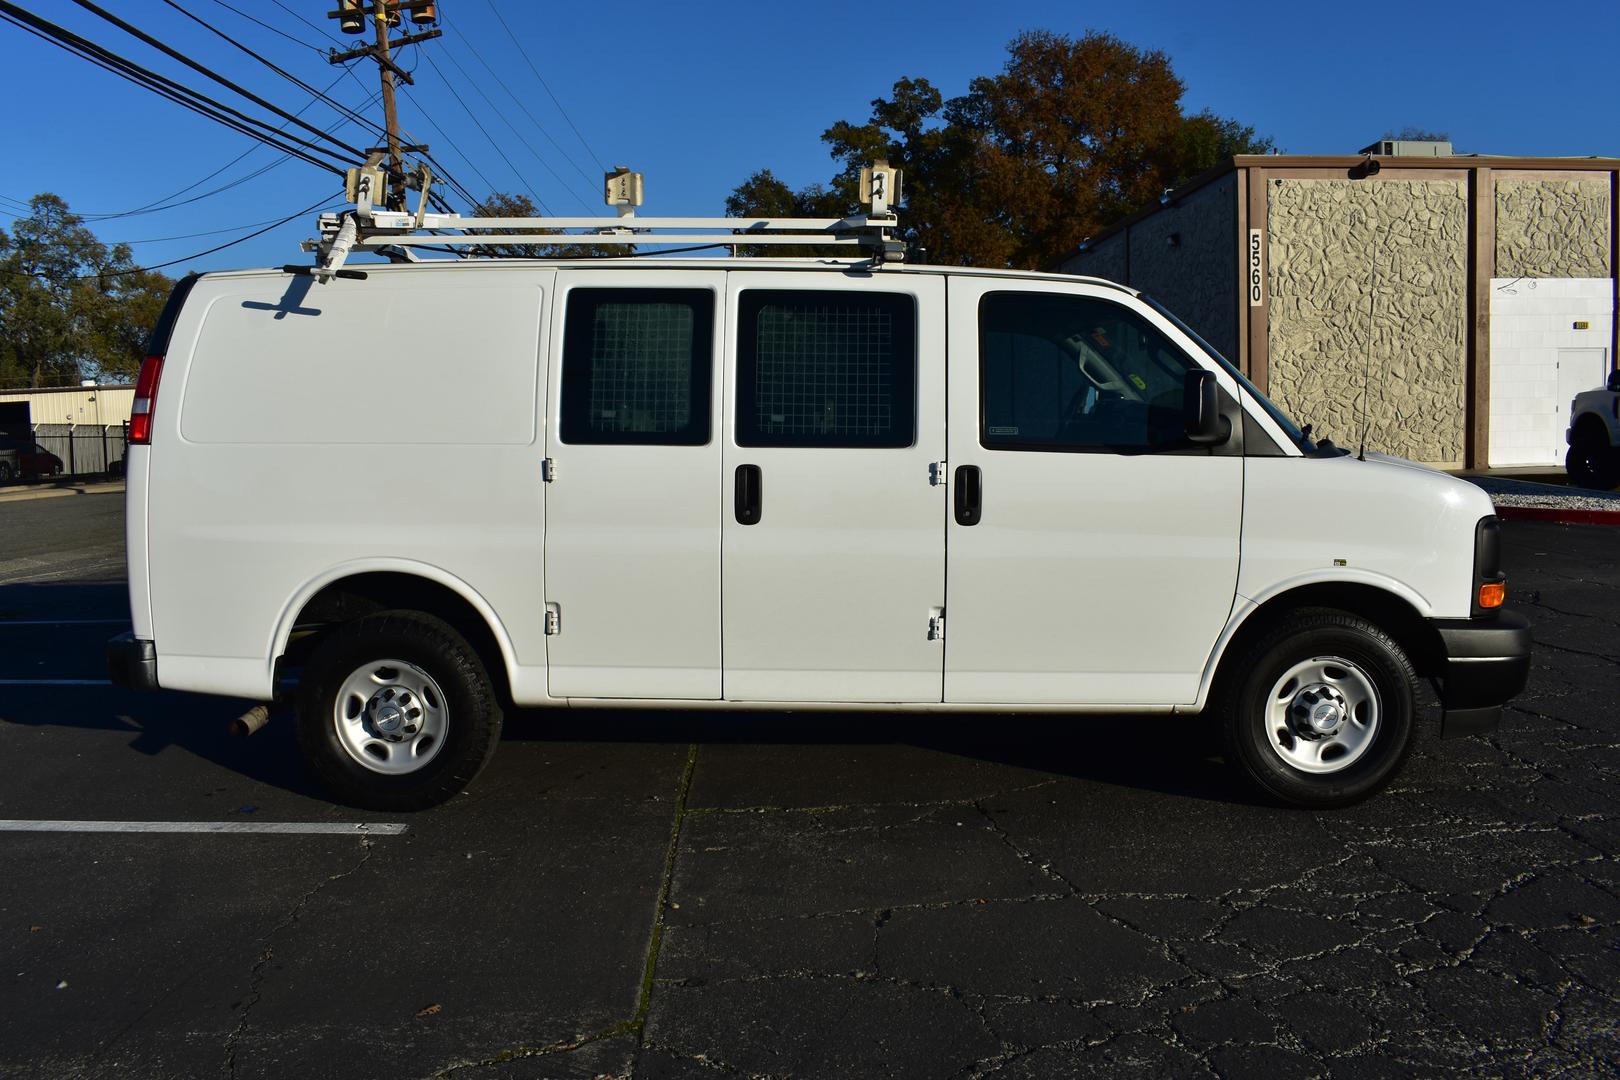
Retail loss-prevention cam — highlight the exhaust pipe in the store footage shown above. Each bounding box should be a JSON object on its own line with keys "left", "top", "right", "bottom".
{"left": 230, "top": 704, "right": 272, "bottom": 737}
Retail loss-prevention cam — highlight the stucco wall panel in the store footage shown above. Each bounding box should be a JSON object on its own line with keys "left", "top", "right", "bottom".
{"left": 1268, "top": 179, "right": 1467, "bottom": 466}
{"left": 1496, "top": 177, "right": 1611, "bottom": 279}
{"left": 1128, "top": 173, "right": 1238, "bottom": 361}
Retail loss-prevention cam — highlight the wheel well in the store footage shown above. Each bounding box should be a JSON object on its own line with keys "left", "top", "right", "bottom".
{"left": 1216, "top": 583, "right": 1443, "bottom": 694}
{"left": 279, "top": 572, "right": 511, "bottom": 701}
{"left": 1573, "top": 412, "right": 1614, "bottom": 448}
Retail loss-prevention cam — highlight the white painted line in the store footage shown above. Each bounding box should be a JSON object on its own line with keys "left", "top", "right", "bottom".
{"left": 0, "top": 619, "right": 130, "bottom": 626}
{"left": 0, "top": 679, "right": 113, "bottom": 686}
{"left": 0, "top": 820, "right": 408, "bottom": 835}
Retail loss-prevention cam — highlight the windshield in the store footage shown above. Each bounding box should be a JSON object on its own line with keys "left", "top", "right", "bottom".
{"left": 1138, "top": 294, "right": 1320, "bottom": 454}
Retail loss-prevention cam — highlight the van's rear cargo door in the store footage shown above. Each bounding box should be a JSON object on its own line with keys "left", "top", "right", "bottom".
{"left": 542, "top": 270, "right": 726, "bottom": 699}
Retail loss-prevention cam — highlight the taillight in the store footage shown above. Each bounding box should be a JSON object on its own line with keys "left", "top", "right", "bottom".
{"left": 131, "top": 354, "right": 163, "bottom": 445}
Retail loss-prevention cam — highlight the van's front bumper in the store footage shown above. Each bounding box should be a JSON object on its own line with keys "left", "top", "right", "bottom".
{"left": 107, "top": 633, "right": 159, "bottom": 692}
{"left": 1430, "top": 611, "right": 1532, "bottom": 737}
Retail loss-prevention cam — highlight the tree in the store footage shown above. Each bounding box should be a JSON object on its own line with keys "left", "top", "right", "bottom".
{"left": 0, "top": 194, "right": 173, "bottom": 387}
{"left": 470, "top": 192, "right": 621, "bottom": 259}
{"left": 727, "top": 30, "right": 1274, "bottom": 269}
{"left": 1383, "top": 126, "right": 1450, "bottom": 143}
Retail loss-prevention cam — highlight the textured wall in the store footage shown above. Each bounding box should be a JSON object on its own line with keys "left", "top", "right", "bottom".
{"left": 1127, "top": 173, "right": 1239, "bottom": 361}
{"left": 1061, "top": 230, "right": 1127, "bottom": 284}
{"left": 1267, "top": 179, "right": 1468, "bottom": 466}
{"left": 1496, "top": 177, "right": 1612, "bottom": 279}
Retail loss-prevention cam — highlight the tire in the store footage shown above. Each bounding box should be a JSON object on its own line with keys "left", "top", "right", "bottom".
{"left": 295, "top": 610, "right": 503, "bottom": 811}
{"left": 1565, "top": 430, "right": 1620, "bottom": 490}
{"left": 1218, "top": 609, "right": 1418, "bottom": 809}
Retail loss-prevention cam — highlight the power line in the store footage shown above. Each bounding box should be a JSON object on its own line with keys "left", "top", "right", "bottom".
{"left": 65, "top": 0, "right": 367, "bottom": 160}
{"left": 89, "top": 192, "right": 344, "bottom": 278}
{"left": 419, "top": 49, "right": 550, "bottom": 212}
{"left": 0, "top": 4, "right": 354, "bottom": 173}
{"left": 201, "top": 0, "right": 325, "bottom": 56}
{"left": 480, "top": 0, "right": 606, "bottom": 173}
{"left": 449, "top": 26, "right": 598, "bottom": 195}
{"left": 113, "top": 209, "right": 349, "bottom": 245}
{"left": 158, "top": 0, "right": 391, "bottom": 146}
{"left": 435, "top": 38, "right": 592, "bottom": 212}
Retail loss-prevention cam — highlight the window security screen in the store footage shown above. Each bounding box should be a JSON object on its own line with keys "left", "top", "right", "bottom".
{"left": 736, "top": 290, "right": 916, "bottom": 448}
{"left": 560, "top": 289, "right": 713, "bottom": 445}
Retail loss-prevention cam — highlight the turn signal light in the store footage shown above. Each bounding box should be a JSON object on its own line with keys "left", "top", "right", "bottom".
{"left": 1478, "top": 581, "right": 1506, "bottom": 609}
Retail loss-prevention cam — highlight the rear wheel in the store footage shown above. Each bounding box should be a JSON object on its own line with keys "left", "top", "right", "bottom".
{"left": 1219, "top": 609, "right": 1418, "bottom": 808}
{"left": 295, "top": 611, "right": 502, "bottom": 810}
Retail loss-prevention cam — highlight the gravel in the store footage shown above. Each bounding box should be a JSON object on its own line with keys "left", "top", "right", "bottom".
{"left": 1466, "top": 476, "right": 1620, "bottom": 512}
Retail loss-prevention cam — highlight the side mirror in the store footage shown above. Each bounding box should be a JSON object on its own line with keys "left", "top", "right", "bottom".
{"left": 1607, "top": 369, "right": 1620, "bottom": 394}
{"left": 1184, "top": 370, "right": 1232, "bottom": 445}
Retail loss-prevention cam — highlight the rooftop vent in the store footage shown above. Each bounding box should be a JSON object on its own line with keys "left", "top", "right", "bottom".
{"left": 1358, "top": 139, "right": 1454, "bottom": 157}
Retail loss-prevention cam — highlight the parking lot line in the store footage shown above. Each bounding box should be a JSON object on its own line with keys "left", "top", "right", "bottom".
{"left": 0, "top": 820, "right": 408, "bottom": 835}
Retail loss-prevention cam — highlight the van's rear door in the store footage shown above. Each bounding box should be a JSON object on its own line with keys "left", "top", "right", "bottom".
{"left": 543, "top": 270, "right": 726, "bottom": 699}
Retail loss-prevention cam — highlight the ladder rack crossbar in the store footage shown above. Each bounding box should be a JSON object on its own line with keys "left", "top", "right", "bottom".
{"left": 362, "top": 233, "right": 877, "bottom": 248}
{"left": 365, "top": 214, "right": 893, "bottom": 232}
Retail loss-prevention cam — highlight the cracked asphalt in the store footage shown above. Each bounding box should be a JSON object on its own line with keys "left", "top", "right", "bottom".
{"left": 1, "top": 493, "right": 1617, "bottom": 1078}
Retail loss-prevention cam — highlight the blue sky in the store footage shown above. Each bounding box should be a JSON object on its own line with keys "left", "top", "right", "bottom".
{"left": 2, "top": 0, "right": 1616, "bottom": 276}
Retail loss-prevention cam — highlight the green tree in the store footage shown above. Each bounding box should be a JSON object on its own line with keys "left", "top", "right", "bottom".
{"left": 470, "top": 192, "right": 621, "bottom": 259}
{"left": 728, "top": 30, "right": 1274, "bottom": 269}
{"left": 0, "top": 193, "right": 172, "bottom": 387}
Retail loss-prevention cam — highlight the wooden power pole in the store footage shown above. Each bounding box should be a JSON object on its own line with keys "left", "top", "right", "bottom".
{"left": 327, "top": 1, "right": 441, "bottom": 210}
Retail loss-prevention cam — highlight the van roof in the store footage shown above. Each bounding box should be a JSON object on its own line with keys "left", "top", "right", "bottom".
{"left": 202, "top": 258, "right": 1138, "bottom": 295}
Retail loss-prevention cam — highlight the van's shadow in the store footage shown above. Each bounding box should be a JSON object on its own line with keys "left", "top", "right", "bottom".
{"left": 1, "top": 581, "right": 1248, "bottom": 805}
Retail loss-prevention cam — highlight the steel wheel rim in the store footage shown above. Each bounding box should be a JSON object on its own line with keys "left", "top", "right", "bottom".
{"left": 1264, "top": 655, "right": 1381, "bottom": 775}
{"left": 332, "top": 659, "right": 449, "bottom": 776}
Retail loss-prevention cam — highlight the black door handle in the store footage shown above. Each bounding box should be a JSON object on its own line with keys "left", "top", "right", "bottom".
{"left": 954, "top": 465, "right": 981, "bottom": 526}
{"left": 735, "top": 463, "right": 762, "bottom": 525}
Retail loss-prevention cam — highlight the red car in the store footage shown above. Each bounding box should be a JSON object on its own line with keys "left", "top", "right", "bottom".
{"left": 18, "top": 443, "right": 64, "bottom": 480}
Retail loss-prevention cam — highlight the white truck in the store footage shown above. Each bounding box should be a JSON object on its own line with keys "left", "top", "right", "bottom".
{"left": 107, "top": 192, "right": 1530, "bottom": 811}
{"left": 1566, "top": 369, "right": 1620, "bottom": 489}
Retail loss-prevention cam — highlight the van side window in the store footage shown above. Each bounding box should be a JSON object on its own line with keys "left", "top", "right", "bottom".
{"left": 980, "top": 291, "right": 1198, "bottom": 453}
{"left": 560, "top": 289, "right": 713, "bottom": 445}
{"left": 736, "top": 290, "right": 916, "bottom": 448}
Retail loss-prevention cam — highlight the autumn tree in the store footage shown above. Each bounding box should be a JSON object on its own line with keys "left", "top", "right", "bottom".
{"left": 728, "top": 30, "right": 1273, "bottom": 269}
{"left": 0, "top": 194, "right": 172, "bottom": 386}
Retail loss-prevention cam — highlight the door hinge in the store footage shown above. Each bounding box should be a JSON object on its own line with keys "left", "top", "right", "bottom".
{"left": 544, "top": 602, "right": 561, "bottom": 635}
{"left": 541, "top": 458, "right": 558, "bottom": 482}
{"left": 929, "top": 460, "right": 947, "bottom": 486}
{"left": 928, "top": 607, "right": 945, "bottom": 641}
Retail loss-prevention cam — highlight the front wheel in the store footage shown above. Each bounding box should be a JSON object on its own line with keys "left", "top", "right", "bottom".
{"left": 295, "top": 611, "right": 503, "bottom": 810}
{"left": 1219, "top": 609, "right": 1418, "bottom": 809}
{"left": 1566, "top": 436, "right": 1620, "bottom": 490}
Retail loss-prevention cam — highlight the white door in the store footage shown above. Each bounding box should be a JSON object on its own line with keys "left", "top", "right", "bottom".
{"left": 721, "top": 272, "right": 947, "bottom": 702}
{"left": 944, "top": 279, "right": 1243, "bottom": 705}
{"left": 543, "top": 271, "right": 725, "bottom": 698}
{"left": 1559, "top": 349, "right": 1608, "bottom": 433}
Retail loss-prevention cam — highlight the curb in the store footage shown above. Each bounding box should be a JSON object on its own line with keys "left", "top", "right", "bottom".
{"left": 0, "top": 483, "right": 125, "bottom": 505}
{"left": 1494, "top": 504, "right": 1620, "bottom": 527}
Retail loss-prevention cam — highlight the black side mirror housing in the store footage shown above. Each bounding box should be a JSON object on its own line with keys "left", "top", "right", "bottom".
{"left": 1184, "top": 370, "right": 1232, "bottom": 445}
{"left": 1606, "top": 369, "right": 1620, "bottom": 394}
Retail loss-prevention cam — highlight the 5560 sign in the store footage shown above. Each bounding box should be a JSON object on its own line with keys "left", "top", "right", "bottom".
{"left": 1248, "top": 229, "right": 1264, "bottom": 307}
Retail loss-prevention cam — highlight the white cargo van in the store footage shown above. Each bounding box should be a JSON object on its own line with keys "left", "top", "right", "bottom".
{"left": 108, "top": 197, "right": 1530, "bottom": 811}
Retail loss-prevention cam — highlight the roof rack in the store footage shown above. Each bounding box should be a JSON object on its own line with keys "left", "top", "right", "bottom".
{"left": 297, "top": 160, "right": 907, "bottom": 282}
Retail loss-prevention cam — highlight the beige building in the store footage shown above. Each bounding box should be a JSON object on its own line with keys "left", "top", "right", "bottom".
{"left": 0, "top": 384, "right": 135, "bottom": 428}
{"left": 1057, "top": 146, "right": 1618, "bottom": 469}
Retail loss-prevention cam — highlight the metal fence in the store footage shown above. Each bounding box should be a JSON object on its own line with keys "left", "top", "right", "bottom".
{"left": 6, "top": 423, "right": 129, "bottom": 480}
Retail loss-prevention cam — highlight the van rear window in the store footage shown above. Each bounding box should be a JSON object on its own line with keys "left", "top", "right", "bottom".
{"left": 735, "top": 290, "right": 916, "bottom": 448}
{"left": 559, "top": 289, "right": 713, "bottom": 445}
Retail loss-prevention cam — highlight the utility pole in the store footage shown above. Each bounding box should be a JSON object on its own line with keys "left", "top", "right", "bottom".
{"left": 327, "top": 0, "right": 441, "bottom": 210}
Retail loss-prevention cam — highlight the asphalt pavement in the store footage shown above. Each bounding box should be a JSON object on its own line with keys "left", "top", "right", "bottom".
{"left": 1, "top": 492, "right": 1616, "bottom": 1079}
